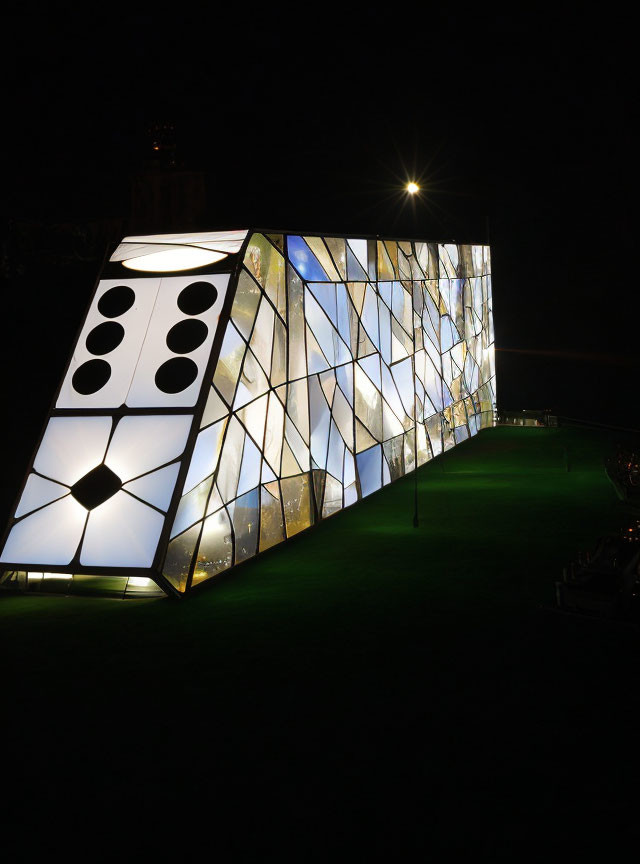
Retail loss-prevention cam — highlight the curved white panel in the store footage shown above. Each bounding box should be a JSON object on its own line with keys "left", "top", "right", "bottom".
{"left": 105, "top": 415, "right": 191, "bottom": 482}
{"left": 80, "top": 492, "right": 163, "bottom": 568}
{"left": 1, "top": 496, "right": 87, "bottom": 565}
{"left": 123, "top": 463, "right": 181, "bottom": 511}
{"left": 110, "top": 230, "right": 248, "bottom": 262}
{"left": 15, "top": 474, "right": 69, "bottom": 518}
{"left": 122, "top": 248, "right": 227, "bottom": 272}
{"left": 34, "top": 416, "right": 112, "bottom": 486}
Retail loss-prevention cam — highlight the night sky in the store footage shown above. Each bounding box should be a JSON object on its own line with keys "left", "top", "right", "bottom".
{"left": 1, "top": 12, "right": 639, "bottom": 854}
{"left": 1, "top": 10, "right": 635, "bottom": 516}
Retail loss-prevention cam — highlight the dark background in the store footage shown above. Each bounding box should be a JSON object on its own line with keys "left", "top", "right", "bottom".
{"left": 1, "top": 12, "right": 635, "bottom": 517}
{"left": 1, "top": 10, "right": 638, "bottom": 856}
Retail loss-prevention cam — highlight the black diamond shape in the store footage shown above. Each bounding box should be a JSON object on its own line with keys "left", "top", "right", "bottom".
{"left": 70, "top": 464, "right": 122, "bottom": 510}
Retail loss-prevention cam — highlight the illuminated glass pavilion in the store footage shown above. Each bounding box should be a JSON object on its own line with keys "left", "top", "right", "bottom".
{"left": 0, "top": 230, "right": 496, "bottom": 598}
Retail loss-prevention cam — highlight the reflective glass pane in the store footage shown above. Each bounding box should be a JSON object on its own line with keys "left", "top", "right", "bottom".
{"left": 193, "top": 507, "right": 233, "bottom": 585}
{"left": 163, "top": 524, "right": 200, "bottom": 593}
{"left": 287, "top": 236, "right": 329, "bottom": 281}
{"left": 281, "top": 474, "right": 313, "bottom": 537}
{"left": 259, "top": 484, "right": 284, "bottom": 552}
{"left": 244, "top": 233, "right": 286, "bottom": 320}
{"left": 232, "top": 488, "right": 260, "bottom": 562}
{"left": 170, "top": 476, "right": 213, "bottom": 539}
{"left": 182, "top": 420, "right": 226, "bottom": 493}
{"left": 213, "top": 323, "right": 246, "bottom": 405}
{"left": 356, "top": 445, "right": 382, "bottom": 498}
{"left": 231, "top": 270, "right": 262, "bottom": 340}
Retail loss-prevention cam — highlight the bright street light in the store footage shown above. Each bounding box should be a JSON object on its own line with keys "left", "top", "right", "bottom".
{"left": 406, "top": 182, "right": 420, "bottom": 195}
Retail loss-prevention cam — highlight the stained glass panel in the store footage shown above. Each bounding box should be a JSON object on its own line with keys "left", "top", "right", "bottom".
{"left": 1, "top": 230, "right": 495, "bottom": 597}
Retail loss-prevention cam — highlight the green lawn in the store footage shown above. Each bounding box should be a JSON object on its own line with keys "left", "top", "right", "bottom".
{"left": 2, "top": 426, "right": 639, "bottom": 855}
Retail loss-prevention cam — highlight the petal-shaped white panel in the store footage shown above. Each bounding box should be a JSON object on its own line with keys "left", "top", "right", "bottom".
{"left": 0, "top": 497, "right": 87, "bottom": 565}
{"left": 123, "top": 462, "right": 181, "bottom": 511}
{"left": 34, "top": 416, "right": 112, "bottom": 486}
{"left": 80, "top": 492, "right": 164, "bottom": 568}
{"left": 182, "top": 420, "right": 226, "bottom": 494}
{"left": 126, "top": 274, "right": 230, "bottom": 408}
{"left": 57, "top": 278, "right": 161, "bottom": 409}
{"left": 15, "top": 474, "right": 69, "bottom": 518}
{"left": 105, "top": 415, "right": 192, "bottom": 482}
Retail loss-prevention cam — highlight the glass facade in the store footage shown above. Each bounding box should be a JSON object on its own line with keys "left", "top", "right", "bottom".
{"left": 0, "top": 230, "right": 495, "bottom": 597}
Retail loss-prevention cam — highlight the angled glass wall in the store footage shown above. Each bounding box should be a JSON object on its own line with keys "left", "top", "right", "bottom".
{"left": 0, "top": 230, "right": 495, "bottom": 597}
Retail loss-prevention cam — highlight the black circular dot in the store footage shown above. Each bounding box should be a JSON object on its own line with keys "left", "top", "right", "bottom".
{"left": 166, "top": 319, "right": 209, "bottom": 354}
{"left": 177, "top": 281, "right": 217, "bottom": 315}
{"left": 98, "top": 285, "right": 135, "bottom": 318}
{"left": 72, "top": 359, "right": 111, "bottom": 395}
{"left": 155, "top": 357, "right": 198, "bottom": 393}
{"left": 85, "top": 321, "right": 125, "bottom": 356}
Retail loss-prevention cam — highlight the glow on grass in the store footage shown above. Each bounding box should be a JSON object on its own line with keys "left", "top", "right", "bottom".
{"left": 28, "top": 572, "right": 72, "bottom": 580}
{"left": 127, "top": 577, "right": 156, "bottom": 588}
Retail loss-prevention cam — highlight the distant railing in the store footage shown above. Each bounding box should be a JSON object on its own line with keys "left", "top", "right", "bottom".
{"left": 497, "top": 409, "right": 557, "bottom": 427}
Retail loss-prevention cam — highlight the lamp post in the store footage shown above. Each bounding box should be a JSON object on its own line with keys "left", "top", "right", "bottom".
{"left": 406, "top": 181, "right": 420, "bottom": 528}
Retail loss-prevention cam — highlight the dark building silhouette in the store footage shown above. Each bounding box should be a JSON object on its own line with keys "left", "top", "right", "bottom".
{"left": 130, "top": 121, "right": 206, "bottom": 234}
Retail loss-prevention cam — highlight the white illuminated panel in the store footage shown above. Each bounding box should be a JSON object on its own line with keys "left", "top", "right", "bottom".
{"left": 81, "top": 492, "right": 164, "bottom": 568}
{"left": 110, "top": 229, "right": 248, "bottom": 263}
{"left": 34, "top": 417, "right": 112, "bottom": 485}
{"left": 104, "top": 415, "right": 192, "bottom": 482}
{"left": 1, "top": 496, "right": 87, "bottom": 566}
{"left": 57, "top": 279, "right": 161, "bottom": 409}
{"left": 15, "top": 474, "right": 69, "bottom": 518}
{"left": 126, "top": 274, "right": 229, "bottom": 408}
{"left": 122, "top": 248, "right": 228, "bottom": 273}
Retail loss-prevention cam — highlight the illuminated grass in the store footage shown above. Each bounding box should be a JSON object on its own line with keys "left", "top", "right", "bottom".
{"left": 2, "top": 425, "right": 637, "bottom": 844}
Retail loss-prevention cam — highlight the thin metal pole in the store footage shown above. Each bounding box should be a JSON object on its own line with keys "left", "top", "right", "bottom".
{"left": 413, "top": 417, "right": 419, "bottom": 528}
{"left": 412, "top": 231, "right": 419, "bottom": 529}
